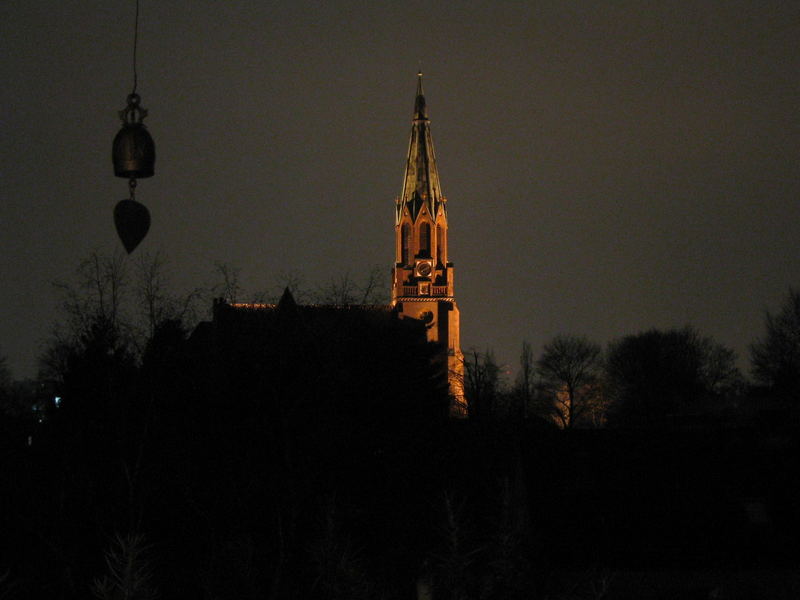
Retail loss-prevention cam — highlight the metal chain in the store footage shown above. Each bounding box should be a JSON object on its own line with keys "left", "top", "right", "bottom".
{"left": 131, "top": 0, "right": 139, "bottom": 95}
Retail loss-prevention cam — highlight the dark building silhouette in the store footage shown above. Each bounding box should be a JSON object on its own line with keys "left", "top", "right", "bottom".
{"left": 206, "top": 73, "right": 465, "bottom": 415}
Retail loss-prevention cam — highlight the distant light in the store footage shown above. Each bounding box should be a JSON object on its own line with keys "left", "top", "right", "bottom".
{"left": 54, "top": 396, "right": 61, "bottom": 407}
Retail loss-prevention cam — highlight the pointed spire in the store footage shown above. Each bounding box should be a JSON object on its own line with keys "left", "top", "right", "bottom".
{"left": 398, "top": 71, "right": 443, "bottom": 224}
{"left": 277, "top": 287, "right": 297, "bottom": 312}
{"left": 414, "top": 71, "right": 427, "bottom": 120}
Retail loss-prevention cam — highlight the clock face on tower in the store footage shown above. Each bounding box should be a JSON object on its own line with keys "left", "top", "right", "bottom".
{"left": 415, "top": 260, "right": 433, "bottom": 278}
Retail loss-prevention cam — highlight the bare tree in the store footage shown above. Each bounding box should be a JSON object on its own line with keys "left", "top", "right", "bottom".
{"left": 313, "top": 267, "right": 387, "bottom": 306}
{"left": 463, "top": 349, "right": 502, "bottom": 419}
{"left": 606, "top": 327, "right": 740, "bottom": 427}
{"left": 135, "top": 251, "right": 202, "bottom": 337}
{"left": 357, "top": 266, "right": 387, "bottom": 305}
{"left": 40, "top": 251, "right": 134, "bottom": 386}
{"left": 315, "top": 273, "right": 359, "bottom": 305}
{"left": 700, "top": 337, "right": 742, "bottom": 395}
{"left": 751, "top": 288, "right": 800, "bottom": 400}
{"left": 213, "top": 262, "right": 242, "bottom": 304}
{"left": 537, "top": 335, "right": 604, "bottom": 429}
{"left": 40, "top": 249, "right": 203, "bottom": 384}
{"left": 54, "top": 250, "right": 130, "bottom": 337}
{"left": 511, "top": 341, "right": 536, "bottom": 419}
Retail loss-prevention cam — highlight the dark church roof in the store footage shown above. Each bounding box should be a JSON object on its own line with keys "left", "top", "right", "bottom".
{"left": 204, "top": 289, "right": 418, "bottom": 345}
{"left": 188, "top": 289, "right": 451, "bottom": 419}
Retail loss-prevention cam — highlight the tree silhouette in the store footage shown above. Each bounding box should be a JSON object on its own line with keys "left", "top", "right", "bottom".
{"left": 312, "top": 267, "right": 387, "bottom": 306}
{"left": 463, "top": 349, "right": 502, "bottom": 419}
{"left": 751, "top": 288, "right": 800, "bottom": 400}
{"left": 606, "top": 327, "right": 740, "bottom": 427}
{"left": 508, "top": 341, "right": 536, "bottom": 420}
{"left": 536, "top": 335, "right": 604, "bottom": 428}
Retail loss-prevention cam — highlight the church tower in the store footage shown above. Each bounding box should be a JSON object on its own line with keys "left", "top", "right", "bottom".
{"left": 392, "top": 73, "right": 466, "bottom": 416}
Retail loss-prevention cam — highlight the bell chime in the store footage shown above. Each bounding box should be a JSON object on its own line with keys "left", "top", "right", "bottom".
{"left": 112, "top": 0, "right": 153, "bottom": 254}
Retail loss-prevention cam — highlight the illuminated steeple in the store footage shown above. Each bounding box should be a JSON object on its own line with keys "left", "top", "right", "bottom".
{"left": 391, "top": 73, "right": 465, "bottom": 416}
{"left": 397, "top": 72, "right": 445, "bottom": 225}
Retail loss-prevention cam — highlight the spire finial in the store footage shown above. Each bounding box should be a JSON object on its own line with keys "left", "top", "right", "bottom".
{"left": 413, "top": 70, "right": 427, "bottom": 120}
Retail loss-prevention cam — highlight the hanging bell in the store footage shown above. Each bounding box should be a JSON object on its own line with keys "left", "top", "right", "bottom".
{"left": 112, "top": 93, "right": 155, "bottom": 179}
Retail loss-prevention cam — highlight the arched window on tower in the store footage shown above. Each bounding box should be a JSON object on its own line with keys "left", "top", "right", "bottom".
{"left": 419, "top": 223, "right": 431, "bottom": 257}
{"left": 436, "top": 225, "right": 444, "bottom": 264}
{"left": 401, "top": 224, "right": 411, "bottom": 264}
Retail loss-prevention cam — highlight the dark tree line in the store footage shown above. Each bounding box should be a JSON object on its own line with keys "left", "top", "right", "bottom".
{"left": 4, "top": 253, "right": 800, "bottom": 598}
{"left": 1, "top": 252, "right": 538, "bottom": 599}
{"left": 464, "top": 327, "right": 742, "bottom": 429}
{"left": 464, "top": 290, "right": 800, "bottom": 428}
{"left": 604, "top": 327, "right": 742, "bottom": 427}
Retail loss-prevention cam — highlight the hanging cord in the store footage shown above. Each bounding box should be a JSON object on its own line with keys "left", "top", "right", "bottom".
{"left": 131, "top": 0, "right": 139, "bottom": 95}
{"left": 122, "top": 0, "right": 144, "bottom": 123}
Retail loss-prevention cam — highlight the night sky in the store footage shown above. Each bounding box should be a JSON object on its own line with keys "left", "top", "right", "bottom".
{"left": 2, "top": 1, "right": 799, "bottom": 380}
